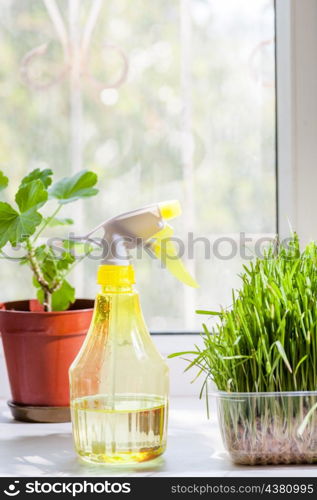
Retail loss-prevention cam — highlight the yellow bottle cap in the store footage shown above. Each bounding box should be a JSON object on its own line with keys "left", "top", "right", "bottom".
{"left": 159, "top": 200, "right": 182, "bottom": 220}
{"left": 97, "top": 265, "right": 135, "bottom": 287}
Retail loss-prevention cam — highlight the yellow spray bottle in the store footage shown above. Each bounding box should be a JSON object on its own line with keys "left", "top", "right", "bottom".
{"left": 69, "top": 201, "right": 198, "bottom": 464}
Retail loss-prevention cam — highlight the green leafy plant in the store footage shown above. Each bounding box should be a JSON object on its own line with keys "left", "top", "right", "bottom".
{"left": 0, "top": 168, "right": 98, "bottom": 312}
{"left": 170, "top": 235, "right": 317, "bottom": 464}
{"left": 170, "top": 234, "right": 317, "bottom": 394}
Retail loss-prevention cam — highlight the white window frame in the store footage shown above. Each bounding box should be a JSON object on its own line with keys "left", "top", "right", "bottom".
{"left": 276, "top": 0, "right": 317, "bottom": 244}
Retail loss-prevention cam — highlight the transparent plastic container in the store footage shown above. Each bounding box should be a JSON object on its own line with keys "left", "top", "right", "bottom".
{"left": 215, "top": 391, "right": 317, "bottom": 465}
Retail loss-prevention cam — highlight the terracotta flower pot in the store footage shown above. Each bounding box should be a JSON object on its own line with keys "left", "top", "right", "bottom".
{"left": 0, "top": 299, "right": 94, "bottom": 409}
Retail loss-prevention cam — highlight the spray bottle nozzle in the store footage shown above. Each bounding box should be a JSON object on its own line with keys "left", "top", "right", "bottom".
{"left": 71, "top": 200, "right": 198, "bottom": 288}
{"left": 158, "top": 200, "right": 182, "bottom": 220}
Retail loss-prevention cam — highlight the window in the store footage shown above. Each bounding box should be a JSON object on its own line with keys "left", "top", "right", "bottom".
{"left": 0, "top": 0, "right": 276, "bottom": 332}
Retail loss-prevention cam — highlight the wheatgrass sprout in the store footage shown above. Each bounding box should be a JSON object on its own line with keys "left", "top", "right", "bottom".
{"left": 170, "top": 235, "right": 317, "bottom": 464}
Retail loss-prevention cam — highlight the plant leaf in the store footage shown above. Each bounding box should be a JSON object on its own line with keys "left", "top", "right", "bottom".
{"left": 0, "top": 171, "right": 9, "bottom": 191}
{"left": 49, "top": 170, "right": 98, "bottom": 204}
{"left": 15, "top": 180, "right": 48, "bottom": 212}
{"left": 274, "top": 340, "right": 293, "bottom": 373}
{"left": 46, "top": 217, "right": 74, "bottom": 227}
{"left": 37, "top": 279, "right": 75, "bottom": 311}
{"left": 33, "top": 245, "right": 75, "bottom": 282}
{"left": 167, "top": 351, "right": 200, "bottom": 359}
{"left": 56, "top": 251, "right": 76, "bottom": 270}
{"left": 21, "top": 168, "right": 53, "bottom": 188}
{"left": 196, "top": 309, "right": 223, "bottom": 316}
{"left": 221, "top": 355, "right": 252, "bottom": 360}
{"left": 0, "top": 202, "right": 42, "bottom": 248}
{"left": 51, "top": 280, "right": 75, "bottom": 311}
{"left": 294, "top": 354, "right": 308, "bottom": 376}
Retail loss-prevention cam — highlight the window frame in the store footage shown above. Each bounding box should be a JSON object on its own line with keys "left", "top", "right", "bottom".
{"left": 276, "top": 0, "right": 317, "bottom": 244}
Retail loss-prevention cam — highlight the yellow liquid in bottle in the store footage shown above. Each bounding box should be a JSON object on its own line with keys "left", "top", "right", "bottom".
{"left": 71, "top": 394, "right": 168, "bottom": 464}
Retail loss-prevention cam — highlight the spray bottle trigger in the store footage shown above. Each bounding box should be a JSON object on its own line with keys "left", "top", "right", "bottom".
{"left": 151, "top": 225, "right": 199, "bottom": 288}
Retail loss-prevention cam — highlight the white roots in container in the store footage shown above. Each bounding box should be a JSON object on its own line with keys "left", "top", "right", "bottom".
{"left": 217, "top": 394, "right": 317, "bottom": 465}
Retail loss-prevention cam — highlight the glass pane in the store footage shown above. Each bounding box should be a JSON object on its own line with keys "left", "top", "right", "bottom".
{"left": 0, "top": 0, "right": 276, "bottom": 331}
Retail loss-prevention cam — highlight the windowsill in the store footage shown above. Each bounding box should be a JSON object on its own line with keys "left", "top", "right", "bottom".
{"left": 0, "top": 396, "right": 315, "bottom": 477}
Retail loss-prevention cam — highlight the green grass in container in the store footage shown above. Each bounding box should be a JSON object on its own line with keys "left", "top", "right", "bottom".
{"left": 170, "top": 235, "right": 317, "bottom": 464}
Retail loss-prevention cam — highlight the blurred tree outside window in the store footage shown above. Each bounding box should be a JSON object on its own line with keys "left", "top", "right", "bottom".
{"left": 0, "top": 0, "right": 276, "bottom": 331}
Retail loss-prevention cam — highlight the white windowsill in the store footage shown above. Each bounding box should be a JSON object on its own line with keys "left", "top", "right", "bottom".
{"left": 0, "top": 396, "right": 315, "bottom": 477}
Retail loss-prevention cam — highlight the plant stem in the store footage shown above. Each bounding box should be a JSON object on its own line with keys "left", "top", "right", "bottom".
{"left": 26, "top": 239, "right": 52, "bottom": 312}
{"left": 44, "top": 289, "right": 52, "bottom": 312}
{"left": 33, "top": 204, "right": 62, "bottom": 242}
